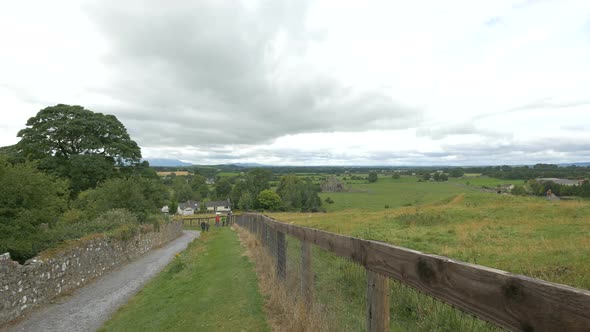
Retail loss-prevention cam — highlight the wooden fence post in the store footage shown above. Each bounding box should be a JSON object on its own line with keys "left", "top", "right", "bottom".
{"left": 366, "top": 270, "right": 390, "bottom": 332}
{"left": 277, "top": 231, "right": 286, "bottom": 281}
{"left": 257, "top": 217, "right": 262, "bottom": 240}
{"left": 270, "top": 227, "right": 277, "bottom": 255}
{"left": 301, "top": 241, "right": 313, "bottom": 305}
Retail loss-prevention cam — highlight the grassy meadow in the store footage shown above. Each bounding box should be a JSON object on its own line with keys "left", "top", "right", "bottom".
{"left": 448, "top": 176, "right": 525, "bottom": 188}
{"left": 271, "top": 175, "right": 590, "bottom": 289}
{"left": 260, "top": 174, "right": 589, "bottom": 330}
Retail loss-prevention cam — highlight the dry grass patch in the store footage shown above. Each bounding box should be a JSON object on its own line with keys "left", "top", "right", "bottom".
{"left": 235, "top": 226, "right": 332, "bottom": 332}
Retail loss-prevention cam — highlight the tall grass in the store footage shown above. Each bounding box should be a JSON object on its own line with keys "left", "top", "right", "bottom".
{"left": 269, "top": 180, "right": 590, "bottom": 290}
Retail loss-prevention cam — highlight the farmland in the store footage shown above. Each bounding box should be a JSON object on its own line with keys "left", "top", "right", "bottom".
{"left": 269, "top": 174, "right": 590, "bottom": 290}
{"left": 259, "top": 173, "right": 589, "bottom": 330}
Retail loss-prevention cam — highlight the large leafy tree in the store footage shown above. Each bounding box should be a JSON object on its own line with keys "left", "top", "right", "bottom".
{"left": 245, "top": 168, "right": 272, "bottom": 195}
{"left": 75, "top": 177, "right": 168, "bottom": 222}
{"left": 256, "top": 189, "right": 282, "bottom": 210}
{"left": 172, "top": 176, "right": 194, "bottom": 202}
{"left": 229, "top": 168, "right": 271, "bottom": 209}
{"left": 16, "top": 104, "right": 142, "bottom": 193}
{"left": 0, "top": 157, "right": 69, "bottom": 262}
{"left": 276, "top": 175, "right": 322, "bottom": 211}
{"left": 368, "top": 172, "right": 378, "bottom": 183}
{"left": 214, "top": 177, "right": 232, "bottom": 200}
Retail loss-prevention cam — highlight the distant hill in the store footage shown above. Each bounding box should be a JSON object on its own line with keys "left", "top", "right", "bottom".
{"left": 558, "top": 162, "right": 590, "bottom": 167}
{"left": 144, "top": 159, "right": 193, "bottom": 167}
{"left": 229, "top": 163, "right": 267, "bottom": 167}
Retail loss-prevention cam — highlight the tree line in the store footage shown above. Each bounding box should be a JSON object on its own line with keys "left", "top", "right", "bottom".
{"left": 167, "top": 170, "right": 323, "bottom": 213}
{"left": 0, "top": 104, "right": 168, "bottom": 263}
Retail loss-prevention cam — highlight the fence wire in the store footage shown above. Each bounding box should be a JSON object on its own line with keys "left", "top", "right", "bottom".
{"left": 237, "top": 214, "right": 504, "bottom": 332}
{"left": 312, "top": 244, "right": 367, "bottom": 331}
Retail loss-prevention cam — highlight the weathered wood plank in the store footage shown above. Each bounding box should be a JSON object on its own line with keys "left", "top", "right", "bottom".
{"left": 276, "top": 231, "right": 286, "bottom": 281}
{"left": 367, "top": 270, "right": 390, "bottom": 332}
{"left": 247, "top": 213, "right": 590, "bottom": 331}
{"left": 301, "top": 241, "right": 313, "bottom": 305}
{"left": 368, "top": 240, "right": 590, "bottom": 332}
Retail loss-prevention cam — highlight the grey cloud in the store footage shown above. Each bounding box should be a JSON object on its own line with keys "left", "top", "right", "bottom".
{"left": 143, "top": 134, "right": 590, "bottom": 165}
{"left": 439, "top": 137, "right": 590, "bottom": 161}
{"left": 83, "top": 0, "right": 423, "bottom": 148}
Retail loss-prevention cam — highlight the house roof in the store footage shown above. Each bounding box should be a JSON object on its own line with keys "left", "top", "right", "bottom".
{"left": 178, "top": 199, "right": 231, "bottom": 210}
{"left": 179, "top": 200, "right": 199, "bottom": 210}
{"left": 537, "top": 178, "right": 580, "bottom": 186}
{"left": 205, "top": 199, "right": 231, "bottom": 208}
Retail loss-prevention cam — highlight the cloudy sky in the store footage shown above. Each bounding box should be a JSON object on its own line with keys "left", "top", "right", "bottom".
{"left": 1, "top": 0, "right": 590, "bottom": 165}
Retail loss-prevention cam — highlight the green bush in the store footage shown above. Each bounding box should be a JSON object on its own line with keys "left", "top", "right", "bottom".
{"left": 75, "top": 177, "right": 167, "bottom": 222}
{"left": 256, "top": 189, "right": 282, "bottom": 210}
{"left": 0, "top": 208, "right": 141, "bottom": 263}
{"left": 368, "top": 172, "right": 378, "bottom": 183}
{"left": 108, "top": 223, "right": 139, "bottom": 242}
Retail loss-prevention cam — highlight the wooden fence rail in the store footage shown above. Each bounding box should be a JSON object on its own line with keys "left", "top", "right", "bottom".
{"left": 237, "top": 213, "right": 590, "bottom": 332}
{"left": 180, "top": 215, "right": 236, "bottom": 226}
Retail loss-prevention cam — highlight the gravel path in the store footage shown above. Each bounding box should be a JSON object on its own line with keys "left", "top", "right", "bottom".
{"left": 3, "top": 230, "right": 200, "bottom": 332}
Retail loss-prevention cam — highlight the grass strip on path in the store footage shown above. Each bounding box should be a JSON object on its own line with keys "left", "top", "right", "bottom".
{"left": 100, "top": 227, "right": 269, "bottom": 332}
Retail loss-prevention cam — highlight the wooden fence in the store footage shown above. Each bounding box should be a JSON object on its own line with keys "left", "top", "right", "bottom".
{"left": 236, "top": 213, "right": 590, "bottom": 332}
{"left": 180, "top": 215, "right": 235, "bottom": 227}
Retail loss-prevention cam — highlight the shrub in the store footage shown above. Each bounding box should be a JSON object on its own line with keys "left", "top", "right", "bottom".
{"left": 368, "top": 172, "right": 378, "bottom": 183}
{"left": 511, "top": 185, "right": 528, "bottom": 196}
{"left": 108, "top": 223, "right": 139, "bottom": 241}
{"left": 256, "top": 189, "right": 282, "bottom": 210}
{"left": 74, "top": 177, "right": 167, "bottom": 222}
{"left": 85, "top": 209, "right": 138, "bottom": 234}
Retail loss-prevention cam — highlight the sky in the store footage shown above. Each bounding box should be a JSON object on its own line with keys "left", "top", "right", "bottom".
{"left": 1, "top": 0, "right": 590, "bottom": 166}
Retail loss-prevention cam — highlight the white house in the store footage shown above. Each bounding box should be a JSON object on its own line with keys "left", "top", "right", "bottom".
{"left": 178, "top": 200, "right": 200, "bottom": 216}
{"left": 175, "top": 199, "right": 232, "bottom": 215}
{"left": 205, "top": 198, "right": 232, "bottom": 213}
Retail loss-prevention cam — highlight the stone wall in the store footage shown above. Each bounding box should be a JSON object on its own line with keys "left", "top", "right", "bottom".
{"left": 0, "top": 221, "right": 183, "bottom": 325}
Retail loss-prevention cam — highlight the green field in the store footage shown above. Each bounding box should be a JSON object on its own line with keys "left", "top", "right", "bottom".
{"left": 100, "top": 228, "right": 268, "bottom": 332}
{"left": 216, "top": 171, "right": 241, "bottom": 177}
{"left": 448, "top": 176, "right": 525, "bottom": 188}
{"left": 273, "top": 177, "right": 590, "bottom": 289}
{"left": 265, "top": 175, "right": 589, "bottom": 330}
{"left": 319, "top": 175, "right": 473, "bottom": 212}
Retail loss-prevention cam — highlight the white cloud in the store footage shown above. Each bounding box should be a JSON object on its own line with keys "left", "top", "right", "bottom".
{"left": 1, "top": 0, "right": 590, "bottom": 165}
